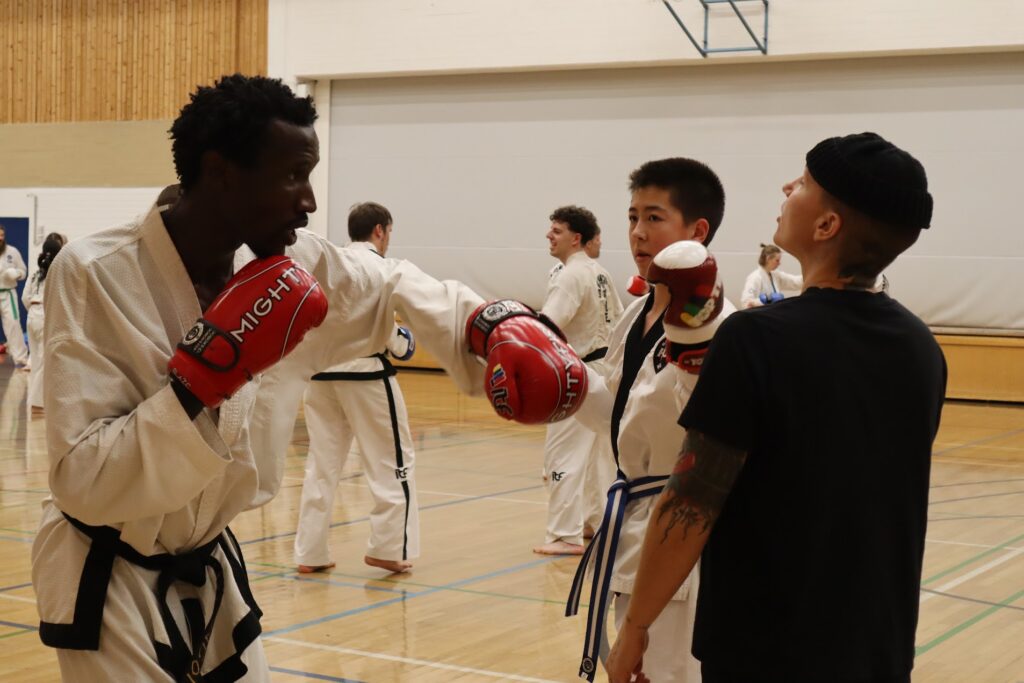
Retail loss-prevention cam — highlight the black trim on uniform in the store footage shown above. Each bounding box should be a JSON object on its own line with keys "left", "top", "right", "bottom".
{"left": 381, "top": 374, "right": 412, "bottom": 561}
{"left": 39, "top": 514, "right": 262, "bottom": 683}
{"left": 581, "top": 347, "right": 608, "bottom": 364}
{"left": 311, "top": 353, "right": 397, "bottom": 382}
{"left": 609, "top": 294, "right": 663, "bottom": 467}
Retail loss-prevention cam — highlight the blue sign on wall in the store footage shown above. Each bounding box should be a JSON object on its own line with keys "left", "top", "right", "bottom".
{"left": 0, "top": 216, "right": 31, "bottom": 344}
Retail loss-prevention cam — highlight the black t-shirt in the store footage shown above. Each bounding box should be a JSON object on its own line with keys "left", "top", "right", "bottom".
{"left": 680, "top": 288, "right": 947, "bottom": 683}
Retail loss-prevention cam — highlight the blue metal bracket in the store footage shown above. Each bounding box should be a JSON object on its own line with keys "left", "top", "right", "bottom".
{"left": 662, "top": 0, "right": 769, "bottom": 58}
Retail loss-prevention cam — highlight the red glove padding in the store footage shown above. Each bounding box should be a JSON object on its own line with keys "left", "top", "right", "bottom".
{"left": 467, "top": 300, "right": 588, "bottom": 424}
{"left": 626, "top": 275, "right": 649, "bottom": 297}
{"left": 646, "top": 241, "right": 725, "bottom": 375}
{"left": 169, "top": 256, "right": 328, "bottom": 407}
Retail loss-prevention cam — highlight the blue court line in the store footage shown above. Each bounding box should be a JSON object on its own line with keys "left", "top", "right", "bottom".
{"left": 240, "top": 484, "right": 542, "bottom": 546}
{"left": 269, "top": 666, "right": 366, "bottom": 682}
{"left": 0, "top": 534, "right": 32, "bottom": 544}
{"left": 0, "top": 582, "right": 31, "bottom": 593}
{"left": 263, "top": 556, "right": 556, "bottom": 637}
{"left": 0, "top": 618, "right": 36, "bottom": 631}
{"left": 248, "top": 570, "right": 409, "bottom": 595}
{"left": 933, "top": 426, "right": 1024, "bottom": 457}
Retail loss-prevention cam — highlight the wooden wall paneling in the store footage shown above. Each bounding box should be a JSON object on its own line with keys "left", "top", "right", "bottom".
{"left": 0, "top": 0, "right": 268, "bottom": 123}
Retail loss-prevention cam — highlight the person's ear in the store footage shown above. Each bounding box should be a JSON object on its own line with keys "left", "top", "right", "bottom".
{"left": 814, "top": 211, "right": 842, "bottom": 242}
{"left": 690, "top": 218, "right": 710, "bottom": 245}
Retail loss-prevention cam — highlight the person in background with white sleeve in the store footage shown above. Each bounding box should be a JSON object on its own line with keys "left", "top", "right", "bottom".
{"left": 294, "top": 202, "right": 423, "bottom": 575}
{"left": 536, "top": 205, "right": 624, "bottom": 555}
{"left": 0, "top": 224, "right": 29, "bottom": 366}
{"left": 22, "top": 234, "right": 64, "bottom": 413}
{"left": 740, "top": 243, "right": 802, "bottom": 308}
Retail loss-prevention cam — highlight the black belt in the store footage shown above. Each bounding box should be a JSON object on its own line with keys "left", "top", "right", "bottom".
{"left": 581, "top": 347, "right": 608, "bottom": 364}
{"left": 312, "top": 352, "right": 397, "bottom": 382}
{"left": 40, "top": 514, "right": 262, "bottom": 682}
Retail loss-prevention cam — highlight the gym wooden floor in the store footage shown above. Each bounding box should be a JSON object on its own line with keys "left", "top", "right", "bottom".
{"left": 0, "top": 362, "right": 1022, "bottom": 682}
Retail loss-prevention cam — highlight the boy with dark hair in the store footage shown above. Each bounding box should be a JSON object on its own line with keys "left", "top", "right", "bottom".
{"left": 568, "top": 158, "right": 735, "bottom": 682}
{"left": 606, "top": 133, "right": 945, "bottom": 683}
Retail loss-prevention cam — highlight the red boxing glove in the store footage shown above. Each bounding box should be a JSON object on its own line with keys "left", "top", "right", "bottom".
{"left": 467, "top": 300, "right": 588, "bottom": 424}
{"left": 169, "top": 256, "right": 328, "bottom": 407}
{"left": 646, "top": 241, "right": 728, "bottom": 375}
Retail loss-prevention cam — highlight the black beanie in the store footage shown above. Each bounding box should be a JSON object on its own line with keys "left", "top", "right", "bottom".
{"left": 805, "top": 132, "right": 933, "bottom": 230}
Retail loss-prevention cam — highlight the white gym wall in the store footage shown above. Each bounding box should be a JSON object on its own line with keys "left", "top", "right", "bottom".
{"left": 266, "top": 0, "right": 1024, "bottom": 332}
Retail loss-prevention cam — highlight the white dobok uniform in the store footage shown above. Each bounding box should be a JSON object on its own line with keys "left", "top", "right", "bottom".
{"left": 22, "top": 271, "right": 46, "bottom": 407}
{"left": 739, "top": 266, "right": 802, "bottom": 308}
{"left": 0, "top": 244, "right": 28, "bottom": 364}
{"left": 540, "top": 251, "right": 623, "bottom": 546}
{"left": 570, "top": 291, "right": 736, "bottom": 682}
{"left": 294, "top": 241, "right": 420, "bottom": 567}
{"left": 32, "top": 207, "right": 484, "bottom": 682}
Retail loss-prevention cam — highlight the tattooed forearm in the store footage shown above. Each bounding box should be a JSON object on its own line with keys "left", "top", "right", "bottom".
{"left": 657, "top": 430, "right": 747, "bottom": 542}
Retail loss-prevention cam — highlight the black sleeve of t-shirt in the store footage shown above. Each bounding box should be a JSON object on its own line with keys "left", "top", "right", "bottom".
{"left": 679, "top": 312, "right": 760, "bottom": 453}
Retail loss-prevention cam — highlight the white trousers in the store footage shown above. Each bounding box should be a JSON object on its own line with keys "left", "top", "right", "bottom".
{"left": 295, "top": 375, "right": 419, "bottom": 566}
{"left": 583, "top": 431, "right": 617, "bottom": 533}
{"left": 0, "top": 288, "right": 27, "bottom": 364}
{"left": 26, "top": 310, "right": 44, "bottom": 407}
{"left": 543, "top": 416, "right": 597, "bottom": 546}
{"left": 613, "top": 582, "right": 701, "bottom": 683}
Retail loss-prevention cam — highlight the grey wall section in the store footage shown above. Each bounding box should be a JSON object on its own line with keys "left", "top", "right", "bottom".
{"left": 329, "top": 52, "right": 1024, "bottom": 331}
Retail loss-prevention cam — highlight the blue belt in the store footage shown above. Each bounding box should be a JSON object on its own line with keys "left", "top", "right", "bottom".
{"left": 565, "top": 473, "right": 668, "bottom": 681}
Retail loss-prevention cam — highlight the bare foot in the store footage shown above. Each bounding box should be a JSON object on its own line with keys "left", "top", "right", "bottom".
{"left": 533, "top": 541, "right": 585, "bottom": 556}
{"left": 296, "top": 562, "right": 335, "bottom": 574}
{"left": 364, "top": 555, "right": 413, "bottom": 573}
{"left": 583, "top": 524, "right": 596, "bottom": 540}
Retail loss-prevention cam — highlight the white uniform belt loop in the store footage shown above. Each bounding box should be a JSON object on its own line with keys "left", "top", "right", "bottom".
{"left": 565, "top": 473, "right": 668, "bottom": 681}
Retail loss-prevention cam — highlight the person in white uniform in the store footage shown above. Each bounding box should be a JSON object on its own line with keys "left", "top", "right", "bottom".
{"left": 295, "top": 201, "right": 421, "bottom": 575}
{"left": 0, "top": 224, "right": 28, "bottom": 366}
{"left": 739, "top": 243, "right": 803, "bottom": 308}
{"left": 536, "top": 206, "right": 624, "bottom": 555}
{"left": 22, "top": 234, "right": 64, "bottom": 413}
{"left": 31, "top": 75, "right": 581, "bottom": 683}
{"left": 567, "top": 158, "right": 736, "bottom": 683}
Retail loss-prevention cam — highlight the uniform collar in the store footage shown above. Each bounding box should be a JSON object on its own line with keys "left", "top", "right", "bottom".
{"left": 347, "top": 240, "right": 382, "bottom": 257}
{"left": 566, "top": 251, "right": 590, "bottom": 267}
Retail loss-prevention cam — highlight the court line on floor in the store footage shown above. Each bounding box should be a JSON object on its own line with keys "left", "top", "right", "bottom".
{"left": 929, "top": 490, "right": 1024, "bottom": 506}
{"left": 920, "top": 547, "right": 1024, "bottom": 604}
{"left": 248, "top": 570, "right": 410, "bottom": 595}
{"left": 0, "top": 534, "right": 32, "bottom": 544}
{"left": 240, "top": 484, "right": 543, "bottom": 546}
{"left": 268, "top": 666, "right": 365, "bottom": 682}
{"left": 925, "top": 537, "right": 1022, "bottom": 550}
{"left": 265, "top": 637, "right": 561, "bottom": 683}
{"left": 248, "top": 560, "right": 578, "bottom": 608}
{"left": 0, "top": 618, "right": 35, "bottom": 630}
{"left": 262, "top": 556, "right": 555, "bottom": 637}
{"left": 0, "top": 582, "right": 31, "bottom": 593}
{"left": 920, "top": 587, "right": 1024, "bottom": 612}
{"left": 933, "top": 427, "right": 1024, "bottom": 457}
{"left": 930, "top": 476, "right": 1024, "bottom": 489}
{"left": 0, "top": 592, "right": 35, "bottom": 604}
{"left": 916, "top": 588, "right": 1024, "bottom": 657}
{"left": 923, "top": 531, "right": 1024, "bottom": 585}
